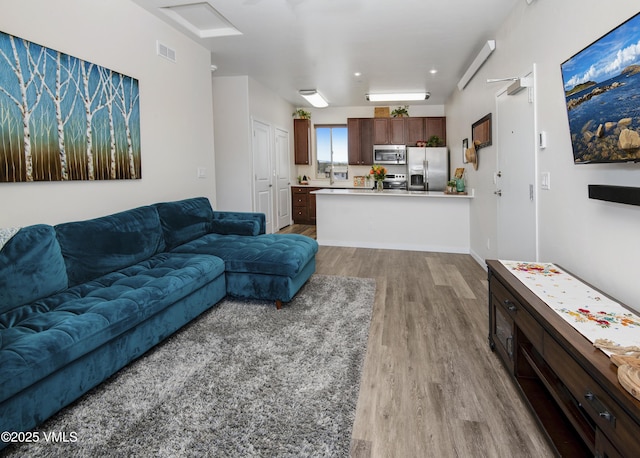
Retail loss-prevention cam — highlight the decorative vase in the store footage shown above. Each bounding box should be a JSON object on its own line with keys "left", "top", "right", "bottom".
{"left": 376, "top": 180, "right": 384, "bottom": 192}
{"left": 456, "top": 179, "right": 465, "bottom": 192}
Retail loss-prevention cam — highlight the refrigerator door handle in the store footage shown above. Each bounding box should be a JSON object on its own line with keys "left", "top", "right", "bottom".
{"left": 423, "top": 160, "right": 429, "bottom": 191}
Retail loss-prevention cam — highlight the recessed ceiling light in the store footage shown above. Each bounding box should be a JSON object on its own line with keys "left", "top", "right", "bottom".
{"left": 354, "top": 72, "right": 362, "bottom": 77}
{"left": 429, "top": 69, "right": 438, "bottom": 75}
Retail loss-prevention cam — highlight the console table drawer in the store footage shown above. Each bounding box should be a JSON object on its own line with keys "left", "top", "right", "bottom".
{"left": 544, "top": 334, "right": 637, "bottom": 455}
{"left": 491, "top": 278, "right": 543, "bottom": 352}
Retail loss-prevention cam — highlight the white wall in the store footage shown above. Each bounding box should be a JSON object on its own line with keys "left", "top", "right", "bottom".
{"left": 211, "top": 75, "right": 294, "bottom": 214}
{"left": 446, "top": 0, "right": 640, "bottom": 308}
{"left": 0, "top": 0, "right": 216, "bottom": 226}
{"left": 212, "top": 76, "right": 252, "bottom": 211}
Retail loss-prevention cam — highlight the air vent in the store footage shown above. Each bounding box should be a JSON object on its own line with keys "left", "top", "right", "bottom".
{"left": 156, "top": 41, "right": 176, "bottom": 62}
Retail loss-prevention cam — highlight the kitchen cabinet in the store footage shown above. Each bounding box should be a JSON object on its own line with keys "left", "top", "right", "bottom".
{"left": 404, "top": 117, "right": 425, "bottom": 146}
{"left": 425, "top": 116, "right": 447, "bottom": 146}
{"left": 487, "top": 260, "right": 640, "bottom": 457}
{"left": 347, "top": 118, "right": 373, "bottom": 165}
{"left": 368, "top": 117, "right": 446, "bottom": 146}
{"left": 373, "top": 118, "right": 405, "bottom": 144}
{"left": 294, "top": 119, "right": 310, "bottom": 165}
{"left": 292, "top": 186, "right": 319, "bottom": 224}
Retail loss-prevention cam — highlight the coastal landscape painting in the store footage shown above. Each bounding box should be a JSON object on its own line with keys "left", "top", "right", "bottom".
{"left": 0, "top": 31, "right": 140, "bottom": 182}
{"left": 561, "top": 12, "right": 640, "bottom": 163}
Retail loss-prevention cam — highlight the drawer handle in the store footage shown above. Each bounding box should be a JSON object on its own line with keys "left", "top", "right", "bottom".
{"left": 584, "top": 391, "right": 616, "bottom": 426}
{"left": 504, "top": 299, "right": 517, "bottom": 312}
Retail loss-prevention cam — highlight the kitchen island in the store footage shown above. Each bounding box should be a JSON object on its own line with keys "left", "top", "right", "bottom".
{"left": 313, "top": 188, "right": 473, "bottom": 253}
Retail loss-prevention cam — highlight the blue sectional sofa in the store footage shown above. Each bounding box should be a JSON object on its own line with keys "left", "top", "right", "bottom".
{"left": 0, "top": 197, "right": 317, "bottom": 447}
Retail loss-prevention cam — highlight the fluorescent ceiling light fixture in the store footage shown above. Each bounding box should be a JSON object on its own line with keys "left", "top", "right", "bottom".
{"left": 457, "top": 40, "right": 496, "bottom": 91}
{"left": 299, "top": 90, "right": 328, "bottom": 108}
{"left": 365, "top": 92, "right": 430, "bottom": 102}
{"left": 160, "top": 2, "right": 242, "bottom": 39}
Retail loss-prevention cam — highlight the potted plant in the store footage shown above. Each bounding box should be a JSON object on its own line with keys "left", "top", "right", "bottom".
{"left": 425, "top": 135, "right": 442, "bottom": 147}
{"left": 446, "top": 180, "right": 457, "bottom": 194}
{"left": 390, "top": 105, "right": 409, "bottom": 117}
{"left": 292, "top": 108, "right": 311, "bottom": 119}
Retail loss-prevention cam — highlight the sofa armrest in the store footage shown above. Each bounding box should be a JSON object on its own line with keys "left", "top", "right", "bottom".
{"left": 211, "top": 211, "right": 266, "bottom": 236}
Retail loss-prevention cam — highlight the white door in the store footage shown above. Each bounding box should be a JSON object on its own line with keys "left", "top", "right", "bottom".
{"left": 252, "top": 119, "right": 273, "bottom": 233}
{"left": 275, "top": 127, "right": 291, "bottom": 230}
{"left": 496, "top": 69, "right": 538, "bottom": 261}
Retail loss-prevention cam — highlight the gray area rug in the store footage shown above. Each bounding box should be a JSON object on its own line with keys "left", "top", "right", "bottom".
{"left": 3, "top": 275, "right": 374, "bottom": 458}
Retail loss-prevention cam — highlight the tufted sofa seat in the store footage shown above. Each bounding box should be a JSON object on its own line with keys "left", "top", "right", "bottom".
{"left": 0, "top": 252, "right": 224, "bottom": 405}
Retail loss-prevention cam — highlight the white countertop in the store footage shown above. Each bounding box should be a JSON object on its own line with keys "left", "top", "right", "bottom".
{"left": 312, "top": 188, "right": 474, "bottom": 198}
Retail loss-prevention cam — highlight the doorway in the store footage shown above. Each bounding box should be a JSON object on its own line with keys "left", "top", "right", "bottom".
{"left": 495, "top": 67, "right": 538, "bottom": 261}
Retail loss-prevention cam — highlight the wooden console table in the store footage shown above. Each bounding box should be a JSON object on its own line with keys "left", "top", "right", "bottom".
{"left": 487, "top": 260, "right": 640, "bottom": 457}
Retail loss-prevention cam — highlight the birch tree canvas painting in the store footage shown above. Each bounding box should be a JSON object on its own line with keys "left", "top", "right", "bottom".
{"left": 0, "top": 31, "right": 141, "bottom": 182}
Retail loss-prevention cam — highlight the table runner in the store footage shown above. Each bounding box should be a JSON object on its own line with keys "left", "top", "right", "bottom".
{"left": 499, "top": 260, "right": 640, "bottom": 355}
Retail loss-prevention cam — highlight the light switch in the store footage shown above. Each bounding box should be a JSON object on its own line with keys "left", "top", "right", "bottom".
{"left": 197, "top": 167, "right": 206, "bottom": 178}
{"left": 541, "top": 172, "right": 550, "bottom": 190}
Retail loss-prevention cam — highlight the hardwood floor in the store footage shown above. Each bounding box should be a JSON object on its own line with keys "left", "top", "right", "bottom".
{"left": 279, "top": 225, "right": 555, "bottom": 458}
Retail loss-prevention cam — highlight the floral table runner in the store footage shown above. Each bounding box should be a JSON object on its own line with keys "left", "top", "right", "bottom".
{"left": 499, "top": 260, "right": 640, "bottom": 355}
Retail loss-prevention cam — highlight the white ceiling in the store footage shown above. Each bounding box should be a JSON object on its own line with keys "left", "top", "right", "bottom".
{"left": 133, "top": 0, "right": 523, "bottom": 107}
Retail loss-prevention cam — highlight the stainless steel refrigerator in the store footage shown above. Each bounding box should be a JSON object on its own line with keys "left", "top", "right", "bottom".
{"left": 406, "top": 147, "right": 449, "bottom": 191}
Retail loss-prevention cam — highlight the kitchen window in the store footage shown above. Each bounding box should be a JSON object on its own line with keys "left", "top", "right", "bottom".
{"left": 315, "top": 124, "right": 348, "bottom": 181}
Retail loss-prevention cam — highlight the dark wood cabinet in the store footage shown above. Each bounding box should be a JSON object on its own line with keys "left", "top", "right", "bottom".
{"left": 487, "top": 260, "right": 640, "bottom": 457}
{"left": 404, "top": 117, "right": 425, "bottom": 146}
{"left": 294, "top": 119, "right": 310, "bottom": 165}
{"left": 292, "top": 186, "right": 319, "bottom": 224}
{"left": 372, "top": 118, "right": 389, "bottom": 144}
{"left": 425, "top": 116, "right": 447, "bottom": 145}
{"left": 360, "top": 116, "right": 446, "bottom": 146}
{"left": 347, "top": 118, "right": 373, "bottom": 165}
{"left": 372, "top": 118, "right": 405, "bottom": 144}
{"left": 389, "top": 118, "right": 405, "bottom": 144}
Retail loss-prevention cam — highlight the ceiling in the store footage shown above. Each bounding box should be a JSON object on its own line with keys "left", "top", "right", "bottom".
{"left": 132, "top": 0, "right": 523, "bottom": 107}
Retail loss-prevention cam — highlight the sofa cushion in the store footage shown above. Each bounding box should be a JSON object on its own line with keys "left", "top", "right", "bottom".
{"left": 0, "top": 225, "right": 68, "bottom": 314}
{"left": 210, "top": 219, "right": 259, "bottom": 236}
{"left": 154, "top": 197, "right": 214, "bottom": 250}
{"left": 55, "top": 206, "right": 166, "bottom": 286}
{"left": 211, "top": 211, "right": 265, "bottom": 236}
{"left": 172, "top": 233, "right": 318, "bottom": 277}
{"left": 0, "top": 252, "right": 224, "bottom": 403}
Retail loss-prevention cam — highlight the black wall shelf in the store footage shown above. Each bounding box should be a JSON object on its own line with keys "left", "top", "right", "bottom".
{"left": 588, "top": 185, "right": 640, "bottom": 207}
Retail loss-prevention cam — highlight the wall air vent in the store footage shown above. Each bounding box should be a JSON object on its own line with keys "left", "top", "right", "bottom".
{"left": 156, "top": 41, "right": 176, "bottom": 63}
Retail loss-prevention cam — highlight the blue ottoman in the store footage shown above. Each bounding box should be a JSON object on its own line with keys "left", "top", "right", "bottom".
{"left": 172, "top": 233, "right": 318, "bottom": 309}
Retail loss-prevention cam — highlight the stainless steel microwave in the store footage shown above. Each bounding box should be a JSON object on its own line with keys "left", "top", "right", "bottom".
{"left": 373, "top": 145, "right": 406, "bottom": 164}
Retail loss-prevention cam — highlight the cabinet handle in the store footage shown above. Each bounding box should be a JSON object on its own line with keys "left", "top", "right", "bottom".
{"left": 504, "top": 299, "right": 517, "bottom": 312}
{"left": 584, "top": 391, "right": 616, "bottom": 426}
